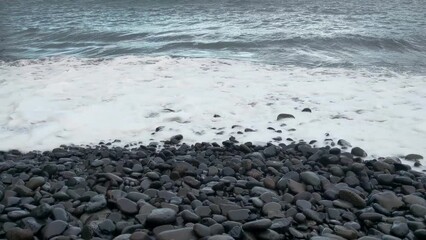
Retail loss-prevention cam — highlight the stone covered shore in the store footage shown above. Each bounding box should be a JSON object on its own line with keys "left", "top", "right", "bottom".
{"left": 0, "top": 136, "right": 425, "bottom": 240}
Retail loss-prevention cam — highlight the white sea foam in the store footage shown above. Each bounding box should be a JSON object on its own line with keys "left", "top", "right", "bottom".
{"left": 0, "top": 56, "right": 425, "bottom": 167}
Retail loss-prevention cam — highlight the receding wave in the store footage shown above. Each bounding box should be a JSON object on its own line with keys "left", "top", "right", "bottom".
{"left": 0, "top": 56, "right": 425, "bottom": 163}
{"left": 155, "top": 36, "right": 423, "bottom": 52}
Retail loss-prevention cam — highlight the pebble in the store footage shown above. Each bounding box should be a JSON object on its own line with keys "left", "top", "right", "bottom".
{"left": 405, "top": 154, "right": 423, "bottom": 160}
{"left": 26, "top": 176, "right": 46, "bottom": 190}
{"left": 157, "top": 227, "right": 197, "bottom": 240}
{"left": 228, "top": 209, "right": 250, "bottom": 221}
{"left": 181, "top": 209, "right": 201, "bottom": 223}
{"left": 390, "top": 222, "right": 409, "bottom": 238}
{"left": 0, "top": 139, "right": 424, "bottom": 240}
{"left": 242, "top": 219, "right": 272, "bottom": 231}
{"left": 410, "top": 204, "right": 426, "bottom": 217}
{"left": 117, "top": 198, "right": 138, "bottom": 215}
{"left": 85, "top": 194, "right": 107, "bottom": 213}
{"left": 5, "top": 227, "right": 34, "bottom": 240}
{"left": 43, "top": 220, "right": 68, "bottom": 239}
{"left": 147, "top": 208, "right": 177, "bottom": 225}
{"left": 300, "top": 171, "right": 321, "bottom": 186}
{"left": 276, "top": 113, "right": 295, "bottom": 120}
{"left": 195, "top": 206, "right": 212, "bottom": 217}
{"left": 338, "top": 189, "right": 366, "bottom": 208}
{"left": 193, "top": 223, "right": 210, "bottom": 237}
{"left": 351, "top": 147, "right": 367, "bottom": 157}
{"left": 372, "top": 191, "right": 404, "bottom": 211}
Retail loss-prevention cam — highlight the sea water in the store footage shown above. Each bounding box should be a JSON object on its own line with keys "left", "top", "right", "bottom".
{"left": 0, "top": 0, "right": 425, "bottom": 166}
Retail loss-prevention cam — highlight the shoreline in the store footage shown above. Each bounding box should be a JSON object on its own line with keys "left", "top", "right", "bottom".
{"left": 1, "top": 138, "right": 425, "bottom": 239}
{"left": 2, "top": 57, "right": 425, "bottom": 163}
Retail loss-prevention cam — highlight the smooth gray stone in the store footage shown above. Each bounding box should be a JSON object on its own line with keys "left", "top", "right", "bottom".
{"left": 300, "top": 171, "right": 321, "bottom": 186}
{"left": 147, "top": 208, "right": 176, "bottom": 225}
{"left": 157, "top": 227, "right": 197, "bottom": 240}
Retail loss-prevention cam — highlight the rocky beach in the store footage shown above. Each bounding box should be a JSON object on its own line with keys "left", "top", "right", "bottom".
{"left": 1, "top": 135, "right": 425, "bottom": 240}
{"left": 1, "top": 0, "right": 425, "bottom": 239}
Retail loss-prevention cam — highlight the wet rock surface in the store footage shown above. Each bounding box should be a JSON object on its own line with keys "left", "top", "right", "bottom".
{"left": 0, "top": 138, "right": 425, "bottom": 239}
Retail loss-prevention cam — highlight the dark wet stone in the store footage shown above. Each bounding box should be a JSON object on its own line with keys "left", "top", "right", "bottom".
{"left": 184, "top": 176, "right": 201, "bottom": 188}
{"left": 157, "top": 227, "right": 197, "bottom": 240}
{"left": 410, "top": 204, "right": 426, "bottom": 217}
{"left": 344, "top": 176, "right": 360, "bottom": 187}
{"left": 208, "top": 235, "right": 235, "bottom": 240}
{"left": 414, "top": 229, "right": 426, "bottom": 239}
{"left": 263, "top": 146, "right": 277, "bottom": 157}
{"left": 294, "top": 213, "right": 306, "bottom": 223}
{"left": 127, "top": 192, "right": 150, "bottom": 202}
{"left": 85, "top": 194, "right": 107, "bottom": 213}
{"left": 277, "top": 113, "right": 295, "bottom": 120}
{"left": 377, "top": 174, "right": 394, "bottom": 185}
{"left": 13, "top": 185, "right": 34, "bottom": 197}
{"left": 181, "top": 209, "right": 200, "bottom": 223}
{"left": 8, "top": 210, "right": 30, "bottom": 220}
{"left": 242, "top": 219, "right": 272, "bottom": 231}
{"left": 359, "top": 212, "right": 384, "bottom": 221}
{"left": 390, "top": 222, "right": 409, "bottom": 238}
{"left": 372, "top": 191, "right": 404, "bottom": 211}
{"left": 64, "top": 226, "right": 82, "bottom": 237}
{"left": 153, "top": 225, "right": 174, "bottom": 236}
{"left": 378, "top": 223, "right": 392, "bottom": 235}
{"left": 3, "top": 222, "right": 17, "bottom": 232}
{"left": 222, "top": 167, "right": 235, "bottom": 176}
{"left": 250, "top": 186, "right": 278, "bottom": 197}
{"left": 122, "top": 224, "right": 144, "bottom": 234}
{"left": 21, "top": 217, "right": 42, "bottom": 233}
{"left": 117, "top": 198, "right": 138, "bottom": 215}
{"left": 263, "top": 177, "right": 276, "bottom": 190}
{"left": 394, "top": 176, "right": 413, "bottom": 185}
{"left": 334, "top": 225, "right": 357, "bottom": 239}
{"left": 130, "top": 231, "right": 149, "bottom": 240}
{"left": 327, "top": 208, "right": 341, "bottom": 220}
{"left": 403, "top": 194, "right": 426, "bottom": 206}
{"left": 6, "top": 227, "right": 34, "bottom": 240}
{"left": 195, "top": 206, "right": 212, "bottom": 217}
{"left": 228, "top": 209, "right": 250, "bottom": 222}
{"left": 147, "top": 208, "right": 176, "bottom": 225}
{"left": 52, "top": 207, "right": 68, "bottom": 221}
{"left": 193, "top": 223, "right": 210, "bottom": 237}
{"left": 257, "top": 229, "right": 281, "bottom": 240}
{"left": 302, "top": 108, "right": 312, "bottom": 113}
{"left": 228, "top": 226, "right": 243, "bottom": 239}
{"left": 99, "top": 219, "right": 116, "bottom": 234}
{"left": 407, "top": 221, "right": 425, "bottom": 231}
{"left": 209, "top": 223, "right": 224, "bottom": 235}
{"left": 6, "top": 196, "right": 20, "bottom": 207}
{"left": 31, "top": 203, "right": 52, "bottom": 219}
{"left": 287, "top": 179, "right": 305, "bottom": 194}
{"left": 351, "top": 147, "right": 367, "bottom": 157}
{"left": 43, "top": 164, "right": 58, "bottom": 176}
{"left": 405, "top": 154, "right": 423, "bottom": 161}
{"left": 262, "top": 202, "right": 282, "bottom": 218}
{"left": 113, "top": 234, "right": 132, "bottom": 240}
{"left": 311, "top": 237, "right": 334, "bottom": 240}
{"left": 270, "top": 218, "right": 291, "bottom": 233}
{"left": 303, "top": 209, "right": 323, "bottom": 223}
{"left": 338, "top": 189, "right": 366, "bottom": 208}
{"left": 289, "top": 227, "right": 304, "bottom": 238}
{"left": 300, "top": 171, "right": 321, "bottom": 186}
{"left": 43, "top": 220, "right": 68, "bottom": 239}
{"left": 337, "top": 139, "right": 352, "bottom": 148}
{"left": 296, "top": 200, "right": 312, "bottom": 210}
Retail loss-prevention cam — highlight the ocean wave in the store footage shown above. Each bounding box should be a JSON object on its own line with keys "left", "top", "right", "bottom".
{"left": 0, "top": 56, "right": 425, "bottom": 167}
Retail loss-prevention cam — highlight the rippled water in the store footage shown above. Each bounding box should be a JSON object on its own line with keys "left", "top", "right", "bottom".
{"left": 1, "top": 0, "right": 426, "bottom": 72}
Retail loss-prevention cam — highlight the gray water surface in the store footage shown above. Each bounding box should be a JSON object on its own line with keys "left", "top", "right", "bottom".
{"left": 1, "top": 0, "right": 425, "bottom": 73}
